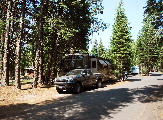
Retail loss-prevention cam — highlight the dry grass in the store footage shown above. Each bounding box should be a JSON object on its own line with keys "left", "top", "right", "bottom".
{"left": 0, "top": 84, "right": 58, "bottom": 106}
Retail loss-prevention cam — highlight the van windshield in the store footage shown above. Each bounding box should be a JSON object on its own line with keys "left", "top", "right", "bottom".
{"left": 66, "top": 70, "right": 83, "bottom": 76}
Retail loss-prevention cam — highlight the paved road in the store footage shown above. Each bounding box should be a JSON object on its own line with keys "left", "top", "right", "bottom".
{"left": 3, "top": 72, "right": 163, "bottom": 120}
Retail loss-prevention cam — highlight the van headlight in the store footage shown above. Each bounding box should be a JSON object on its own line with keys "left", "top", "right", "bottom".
{"left": 54, "top": 78, "right": 57, "bottom": 82}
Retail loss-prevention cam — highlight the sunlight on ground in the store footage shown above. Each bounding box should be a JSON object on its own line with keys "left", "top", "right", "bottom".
{"left": 161, "top": 112, "right": 163, "bottom": 119}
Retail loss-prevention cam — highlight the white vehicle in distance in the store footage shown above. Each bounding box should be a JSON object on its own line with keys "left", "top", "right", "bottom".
{"left": 132, "top": 66, "right": 139, "bottom": 74}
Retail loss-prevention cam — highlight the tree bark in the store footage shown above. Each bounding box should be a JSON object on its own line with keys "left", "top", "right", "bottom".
{"left": 0, "top": 32, "right": 4, "bottom": 81}
{"left": 1, "top": 1, "right": 12, "bottom": 86}
{"left": 33, "top": 0, "right": 45, "bottom": 88}
{"left": 15, "top": 0, "right": 26, "bottom": 89}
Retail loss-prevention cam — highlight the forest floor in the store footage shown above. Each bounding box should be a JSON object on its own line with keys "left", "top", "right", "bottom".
{"left": 0, "top": 83, "right": 60, "bottom": 106}
{"left": 0, "top": 78, "right": 163, "bottom": 119}
{"left": 0, "top": 79, "right": 125, "bottom": 118}
{"left": 0, "top": 82, "right": 64, "bottom": 118}
{"left": 0, "top": 79, "right": 125, "bottom": 106}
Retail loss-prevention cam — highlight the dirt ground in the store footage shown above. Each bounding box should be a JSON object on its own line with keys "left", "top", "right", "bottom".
{"left": 0, "top": 74, "right": 156, "bottom": 106}
{"left": 0, "top": 84, "right": 60, "bottom": 106}
{"left": 0, "top": 83, "right": 64, "bottom": 118}
{"left": 0, "top": 81, "right": 124, "bottom": 118}
{"left": 0, "top": 81, "right": 126, "bottom": 106}
{"left": 0, "top": 81, "right": 163, "bottom": 119}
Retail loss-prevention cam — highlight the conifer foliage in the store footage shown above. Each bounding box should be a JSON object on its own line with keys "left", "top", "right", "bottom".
{"left": 136, "top": 9, "right": 162, "bottom": 75}
{"left": 0, "top": 0, "right": 105, "bottom": 88}
{"left": 98, "top": 39, "right": 106, "bottom": 57}
{"left": 144, "top": 0, "right": 163, "bottom": 29}
{"left": 136, "top": 16, "right": 158, "bottom": 75}
{"left": 110, "top": 0, "right": 133, "bottom": 74}
{"left": 90, "top": 39, "right": 98, "bottom": 56}
{"left": 136, "top": 0, "right": 163, "bottom": 74}
{"left": 90, "top": 39, "right": 109, "bottom": 59}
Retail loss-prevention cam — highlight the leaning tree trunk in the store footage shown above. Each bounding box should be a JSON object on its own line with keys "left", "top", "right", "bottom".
{"left": 1, "top": 1, "right": 12, "bottom": 86}
{"left": 33, "top": 0, "right": 45, "bottom": 88}
{"left": 15, "top": 0, "right": 26, "bottom": 89}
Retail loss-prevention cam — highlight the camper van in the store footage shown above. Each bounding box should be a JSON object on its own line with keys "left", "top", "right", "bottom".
{"left": 90, "top": 56, "right": 112, "bottom": 81}
{"left": 59, "top": 53, "right": 113, "bottom": 81}
{"left": 131, "top": 66, "right": 139, "bottom": 74}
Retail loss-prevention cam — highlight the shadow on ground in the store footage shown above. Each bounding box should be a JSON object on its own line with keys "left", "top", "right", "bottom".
{"left": 0, "top": 88, "right": 133, "bottom": 120}
{"left": 127, "top": 78, "right": 141, "bottom": 82}
{"left": 136, "top": 85, "right": 163, "bottom": 103}
{"left": 150, "top": 73, "right": 163, "bottom": 76}
{"left": 1, "top": 80, "right": 163, "bottom": 120}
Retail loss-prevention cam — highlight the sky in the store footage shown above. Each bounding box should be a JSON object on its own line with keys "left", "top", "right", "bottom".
{"left": 89, "top": 0, "right": 147, "bottom": 50}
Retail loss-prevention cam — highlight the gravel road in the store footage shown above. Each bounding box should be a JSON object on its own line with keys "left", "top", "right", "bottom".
{"left": 2, "top": 72, "right": 163, "bottom": 120}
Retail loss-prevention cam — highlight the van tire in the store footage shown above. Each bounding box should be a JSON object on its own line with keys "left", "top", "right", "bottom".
{"left": 96, "top": 80, "right": 102, "bottom": 88}
{"left": 57, "top": 89, "right": 63, "bottom": 93}
{"left": 73, "top": 83, "right": 82, "bottom": 94}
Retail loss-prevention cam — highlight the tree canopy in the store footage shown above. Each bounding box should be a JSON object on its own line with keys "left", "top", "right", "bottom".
{"left": 109, "top": 0, "right": 133, "bottom": 74}
{"left": 0, "top": 0, "right": 105, "bottom": 88}
{"left": 136, "top": 0, "right": 163, "bottom": 74}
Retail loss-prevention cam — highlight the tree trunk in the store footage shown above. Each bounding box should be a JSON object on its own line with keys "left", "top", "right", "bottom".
{"left": 0, "top": 32, "right": 4, "bottom": 81}
{"left": 1, "top": 1, "right": 12, "bottom": 86}
{"left": 33, "top": 50, "right": 39, "bottom": 88}
{"left": 33, "top": 0, "right": 45, "bottom": 88}
{"left": 15, "top": 0, "right": 26, "bottom": 89}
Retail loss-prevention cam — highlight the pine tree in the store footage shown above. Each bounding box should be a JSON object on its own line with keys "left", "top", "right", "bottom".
{"left": 0, "top": 20, "right": 5, "bottom": 81}
{"left": 98, "top": 39, "right": 105, "bottom": 57}
{"left": 33, "top": 0, "right": 46, "bottom": 88}
{"left": 1, "top": 1, "right": 12, "bottom": 86}
{"left": 136, "top": 15, "right": 160, "bottom": 75}
{"left": 0, "top": 0, "right": 105, "bottom": 87}
{"left": 144, "top": 0, "right": 163, "bottom": 29}
{"left": 14, "top": 0, "right": 26, "bottom": 89}
{"left": 144, "top": 0, "right": 163, "bottom": 71}
{"left": 90, "top": 39, "right": 98, "bottom": 56}
{"left": 110, "top": 0, "right": 133, "bottom": 75}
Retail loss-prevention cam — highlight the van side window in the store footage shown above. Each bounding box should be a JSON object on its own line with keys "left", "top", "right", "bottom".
{"left": 92, "top": 61, "right": 96, "bottom": 68}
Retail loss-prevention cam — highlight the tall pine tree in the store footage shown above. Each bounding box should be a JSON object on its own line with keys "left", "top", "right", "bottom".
{"left": 110, "top": 0, "right": 133, "bottom": 75}
{"left": 136, "top": 15, "right": 160, "bottom": 75}
{"left": 144, "top": 0, "right": 163, "bottom": 71}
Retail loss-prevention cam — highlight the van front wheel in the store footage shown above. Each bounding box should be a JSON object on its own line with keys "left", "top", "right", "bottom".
{"left": 96, "top": 80, "right": 102, "bottom": 88}
{"left": 73, "top": 83, "right": 82, "bottom": 94}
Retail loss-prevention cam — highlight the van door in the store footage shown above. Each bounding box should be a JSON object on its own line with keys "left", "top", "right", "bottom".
{"left": 87, "top": 69, "right": 96, "bottom": 85}
{"left": 81, "top": 70, "right": 89, "bottom": 86}
{"left": 91, "top": 58, "right": 97, "bottom": 73}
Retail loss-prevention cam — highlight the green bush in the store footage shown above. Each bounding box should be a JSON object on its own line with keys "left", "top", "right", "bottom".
{"left": 142, "top": 67, "right": 149, "bottom": 75}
